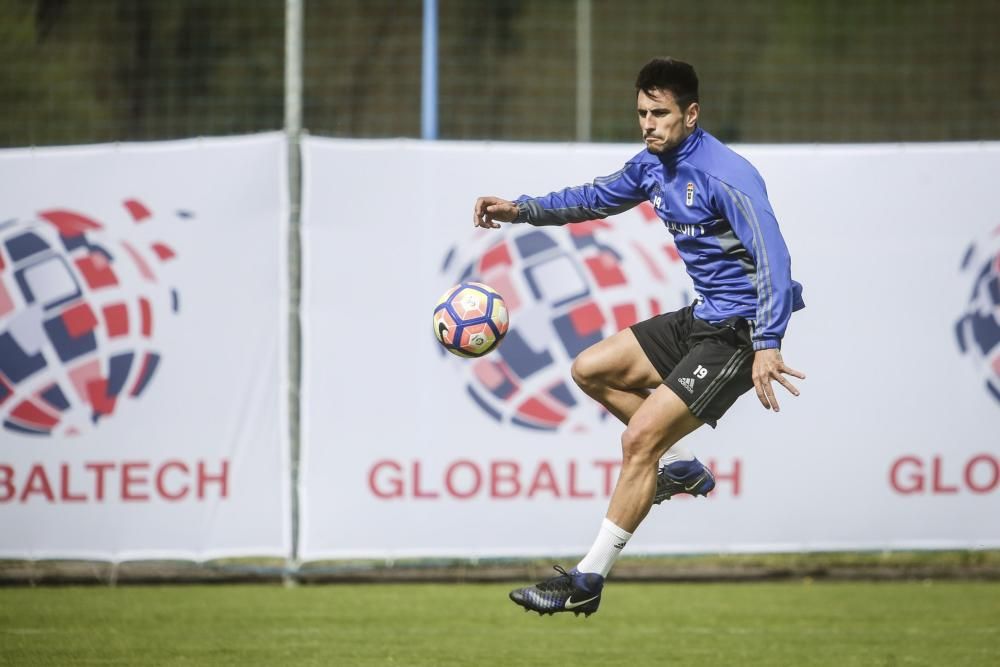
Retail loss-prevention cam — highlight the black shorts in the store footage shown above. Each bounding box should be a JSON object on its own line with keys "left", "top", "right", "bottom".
{"left": 630, "top": 305, "right": 754, "bottom": 427}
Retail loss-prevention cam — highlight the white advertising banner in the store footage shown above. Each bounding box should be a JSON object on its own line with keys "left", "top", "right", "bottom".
{"left": 300, "top": 137, "right": 1000, "bottom": 559}
{"left": 0, "top": 134, "right": 290, "bottom": 560}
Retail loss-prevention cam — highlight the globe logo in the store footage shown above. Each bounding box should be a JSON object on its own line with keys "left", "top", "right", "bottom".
{"left": 0, "top": 201, "right": 180, "bottom": 436}
{"left": 956, "top": 227, "right": 1000, "bottom": 404}
{"left": 440, "top": 202, "right": 691, "bottom": 432}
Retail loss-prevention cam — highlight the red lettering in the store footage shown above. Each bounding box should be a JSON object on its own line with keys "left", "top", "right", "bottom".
{"left": 528, "top": 461, "right": 561, "bottom": 498}
{"left": 156, "top": 460, "right": 190, "bottom": 501}
{"left": 20, "top": 465, "right": 54, "bottom": 503}
{"left": 567, "top": 461, "right": 594, "bottom": 498}
{"left": 412, "top": 460, "right": 439, "bottom": 499}
{"left": 0, "top": 460, "right": 232, "bottom": 503}
{"left": 445, "top": 460, "right": 481, "bottom": 499}
{"left": 490, "top": 461, "right": 521, "bottom": 499}
{"left": 709, "top": 458, "right": 742, "bottom": 496}
{"left": 594, "top": 460, "right": 620, "bottom": 497}
{"left": 121, "top": 462, "right": 150, "bottom": 501}
{"left": 85, "top": 462, "right": 115, "bottom": 501}
{"left": 197, "top": 460, "right": 229, "bottom": 499}
{"left": 965, "top": 455, "right": 999, "bottom": 494}
{"left": 369, "top": 460, "right": 403, "bottom": 499}
{"left": 890, "top": 456, "right": 924, "bottom": 494}
{"left": 932, "top": 456, "right": 958, "bottom": 494}
{"left": 60, "top": 463, "right": 86, "bottom": 502}
{"left": 0, "top": 465, "right": 14, "bottom": 502}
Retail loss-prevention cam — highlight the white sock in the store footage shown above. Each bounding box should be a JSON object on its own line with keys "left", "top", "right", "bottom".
{"left": 575, "top": 518, "right": 633, "bottom": 577}
{"left": 660, "top": 444, "right": 695, "bottom": 465}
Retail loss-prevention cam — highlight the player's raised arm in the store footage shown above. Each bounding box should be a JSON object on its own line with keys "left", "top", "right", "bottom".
{"left": 475, "top": 161, "right": 647, "bottom": 231}
{"left": 514, "top": 165, "right": 646, "bottom": 227}
{"left": 473, "top": 196, "right": 519, "bottom": 229}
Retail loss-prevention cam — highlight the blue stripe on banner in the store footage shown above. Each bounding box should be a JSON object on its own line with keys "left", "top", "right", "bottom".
{"left": 459, "top": 262, "right": 474, "bottom": 283}
{"left": 0, "top": 332, "right": 47, "bottom": 383}
{"left": 61, "top": 233, "right": 89, "bottom": 252}
{"left": 43, "top": 315, "right": 97, "bottom": 363}
{"left": 548, "top": 381, "right": 577, "bottom": 408}
{"left": 959, "top": 243, "right": 974, "bottom": 270}
{"left": 988, "top": 380, "right": 1000, "bottom": 404}
{"left": 440, "top": 245, "right": 455, "bottom": 273}
{"left": 40, "top": 383, "right": 70, "bottom": 411}
{"left": 970, "top": 310, "right": 1000, "bottom": 351}
{"left": 515, "top": 230, "right": 558, "bottom": 259}
{"left": 107, "top": 353, "right": 134, "bottom": 397}
{"left": 131, "top": 353, "right": 160, "bottom": 397}
{"left": 511, "top": 416, "right": 556, "bottom": 431}
{"left": 5, "top": 232, "right": 50, "bottom": 262}
{"left": 4, "top": 419, "right": 48, "bottom": 435}
{"left": 496, "top": 329, "right": 553, "bottom": 380}
{"left": 466, "top": 385, "right": 501, "bottom": 421}
{"left": 552, "top": 311, "right": 603, "bottom": 359}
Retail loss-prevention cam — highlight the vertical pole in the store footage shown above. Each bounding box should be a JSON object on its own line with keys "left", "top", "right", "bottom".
{"left": 576, "top": 0, "right": 592, "bottom": 142}
{"left": 284, "top": 0, "right": 303, "bottom": 586}
{"left": 422, "top": 0, "right": 439, "bottom": 140}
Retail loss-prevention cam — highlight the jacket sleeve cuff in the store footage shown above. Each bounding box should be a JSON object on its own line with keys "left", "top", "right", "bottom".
{"left": 752, "top": 339, "right": 781, "bottom": 351}
{"left": 513, "top": 200, "right": 530, "bottom": 224}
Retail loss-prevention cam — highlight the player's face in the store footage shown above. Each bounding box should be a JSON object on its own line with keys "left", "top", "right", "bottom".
{"left": 637, "top": 88, "right": 699, "bottom": 154}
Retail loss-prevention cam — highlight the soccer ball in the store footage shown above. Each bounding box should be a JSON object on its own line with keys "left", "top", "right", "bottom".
{"left": 433, "top": 282, "right": 509, "bottom": 357}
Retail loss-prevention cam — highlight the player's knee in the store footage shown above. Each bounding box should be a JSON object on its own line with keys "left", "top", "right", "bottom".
{"left": 620, "top": 425, "right": 660, "bottom": 467}
{"left": 571, "top": 353, "right": 604, "bottom": 394}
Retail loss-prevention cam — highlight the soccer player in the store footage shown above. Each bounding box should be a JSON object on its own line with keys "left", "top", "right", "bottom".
{"left": 472, "top": 57, "right": 805, "bottom": 617}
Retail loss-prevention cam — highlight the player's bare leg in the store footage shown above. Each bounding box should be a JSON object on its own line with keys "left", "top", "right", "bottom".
{"left": 509, "top": 386, "right": 705, "bottom": 616}
{"left": 572, "top": 327, "right": 715, "bottom": 505}
{"left": 571, "top": 328, "right": 660, "bottom": 424}
{"left": 606, "top": 385, "right": 703, "bottom": 531}
{"left": 510, "top": 335, "right": 709, "bottom": 617}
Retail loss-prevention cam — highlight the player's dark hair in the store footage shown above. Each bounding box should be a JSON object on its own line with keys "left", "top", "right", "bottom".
{"left": 635, "top": 58, "right": 699, "bottom": 110}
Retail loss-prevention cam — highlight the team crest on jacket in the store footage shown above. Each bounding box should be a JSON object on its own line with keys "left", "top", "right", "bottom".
{"left": 438, "top": 202, "right": 691, "bottom": 432}
{"left": 685, "top": 182, "right": 695, "bottom": 207}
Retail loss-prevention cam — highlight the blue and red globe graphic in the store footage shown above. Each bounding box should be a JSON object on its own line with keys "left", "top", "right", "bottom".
{"left": 0, "top": 201, "right": 180, "bottom": 436}
{"left": 956, "top": 227, "right": 1000, "bottom": 405}
{"left": 439, "top": 202, "right": 691, "bottom": 432}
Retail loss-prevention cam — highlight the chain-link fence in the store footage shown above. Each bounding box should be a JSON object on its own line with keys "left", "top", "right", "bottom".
{"left": 1, "top": 0, "right": 999, "bottom": 146}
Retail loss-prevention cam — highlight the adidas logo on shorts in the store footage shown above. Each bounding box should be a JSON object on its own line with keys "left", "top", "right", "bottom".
{"left": 678, "top": 377, "right": 696, "bottom": 393}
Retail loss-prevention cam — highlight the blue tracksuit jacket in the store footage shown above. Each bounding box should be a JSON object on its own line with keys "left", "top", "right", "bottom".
{"left": 512, "top": 127, "right": 804, "bottom": 350}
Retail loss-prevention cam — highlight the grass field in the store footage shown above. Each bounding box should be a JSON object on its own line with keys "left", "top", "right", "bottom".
{"left": 2, "top": 582, "right": 999, "bottom": 666}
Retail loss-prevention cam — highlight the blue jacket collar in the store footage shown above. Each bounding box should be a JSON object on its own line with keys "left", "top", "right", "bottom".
{"left": 659, "top": 127, "right": 703, "bottom": 164}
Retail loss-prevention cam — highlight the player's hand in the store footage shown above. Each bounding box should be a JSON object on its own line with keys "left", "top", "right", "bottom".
{"left": 751, "top": 348, "right": 805, "bottom": 412}
{"left": 473, "top": 196, "right": 518, "bottom": 229}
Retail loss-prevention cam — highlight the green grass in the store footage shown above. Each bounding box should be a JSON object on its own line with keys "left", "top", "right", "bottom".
{"left": 2, "top": 582, "right": 999, "bottom": 666}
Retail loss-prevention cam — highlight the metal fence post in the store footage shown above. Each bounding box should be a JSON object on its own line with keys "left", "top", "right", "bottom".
{"left": 576, "top": 0, "right": 592, "bottom": 142}
{"left": 284, "top": 0, "right": 304, "bottom": 586}
{"left": 422, "top": 0, "right": 439, "bottom": 140}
